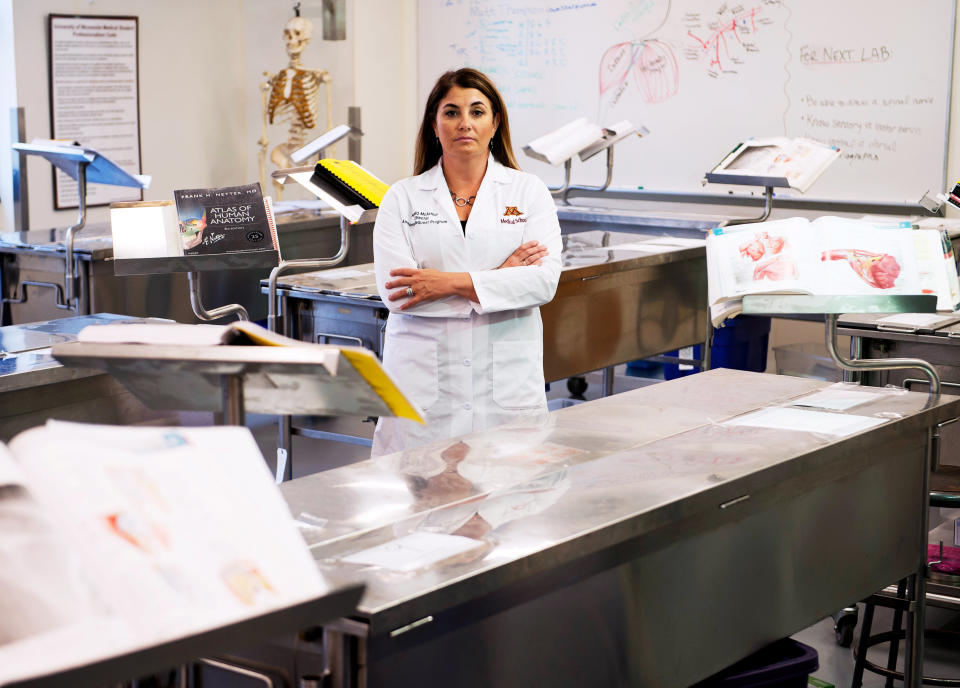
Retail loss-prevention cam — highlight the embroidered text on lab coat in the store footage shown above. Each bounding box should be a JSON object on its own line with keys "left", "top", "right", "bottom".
{"left": 403, "top": 211, "right": 445, "bottom": 227}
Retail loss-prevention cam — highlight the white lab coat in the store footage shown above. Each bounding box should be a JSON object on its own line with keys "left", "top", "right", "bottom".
{"left": 371, "top": 155, "right": 562, "bottom": 457}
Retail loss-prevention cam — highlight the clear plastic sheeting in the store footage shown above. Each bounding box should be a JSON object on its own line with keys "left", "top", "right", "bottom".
{"left": 0, "top": 222, "right": 114, "bottom": 256}
{"left": 279, "top": 368, "right": 958, "bottom": 619}
{"left": 560, "top": 229, "right": 704, "bottom": 269}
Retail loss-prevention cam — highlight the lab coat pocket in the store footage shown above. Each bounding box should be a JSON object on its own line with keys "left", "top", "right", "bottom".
{"left": 383, "top": 334, "right": 440, "bottom": 412}
{"left": 491, "top": 340, "right": 544, "bottom": 410}
{"left": 489, "top": 227, "right": 525, "bottom": 266}
{"left": 406, "top": 223, "right": 448, "bottom": 269}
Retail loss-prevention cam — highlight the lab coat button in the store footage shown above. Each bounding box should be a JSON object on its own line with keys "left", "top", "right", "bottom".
{"left": 463, "top": 402, "right": 472, "bottom": 411}
{"left": 463, "top": 358, "right": 471, "bottom": 367}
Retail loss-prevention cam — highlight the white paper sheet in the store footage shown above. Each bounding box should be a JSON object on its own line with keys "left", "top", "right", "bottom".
{"left": 877, "top": 312, "right": 960, "bottom": 329}
{"left": 606, "top": 242, "right": 677, "bottom": 254}
{"left": 721, "top": 407, "right": 887, "bottom": 436}
{"left": 313, "top": 267, "right": 373, "bottom": 280}
{"left": 341, "top": 532, "right": 485, "bottom": 572}
{"left": 639, "top": 237, "right": 707, "bottom": 248}
{"left": 790, "top": 389, "right": 879, "bottom": 411}
{"left": 610, "top": 238, "right": 706, "bottom": 253}
{"left": 76, "top": 322, "right": 229, "bottom": 346}
{"left": 271, "top": 199, "right": 329, "bottom": 213}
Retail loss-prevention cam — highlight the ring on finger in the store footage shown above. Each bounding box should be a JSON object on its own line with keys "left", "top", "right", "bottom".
{"left": 405, "top": 286, "right": 414, "bottom": 297}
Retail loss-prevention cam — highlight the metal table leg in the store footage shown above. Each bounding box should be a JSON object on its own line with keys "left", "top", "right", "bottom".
{"left": 198, "top": 657, "right": 279, "bottom": 687}
{"left": 277, "top": 414, "right": 293, "bottom": 484}
{"left": 221, "top": 374, "right": 246, "bottom": 427}
{"left": 701, "top": 310, "right": 713, "bottom": 371}
{"left": 823, "top": 313, "right": 941, "bottom": 688}
{"left": 601, "top": 366, "right": 614, "bottom": 397}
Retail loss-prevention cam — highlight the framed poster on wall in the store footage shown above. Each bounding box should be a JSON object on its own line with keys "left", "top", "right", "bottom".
{"left": 48, "top": 14, "right": 143, "bottom": 209}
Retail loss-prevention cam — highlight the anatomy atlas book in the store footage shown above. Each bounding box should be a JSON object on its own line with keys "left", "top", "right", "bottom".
{"left": 707, "top": 216, "right": 960, "bottom": 326}
{"left": 173, "top": 182, "right": 278, "bottom": 256}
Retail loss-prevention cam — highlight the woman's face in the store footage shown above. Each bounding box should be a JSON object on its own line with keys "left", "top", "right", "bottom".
{"left": 433, "top": 86, "right": 500, "bottom": 158}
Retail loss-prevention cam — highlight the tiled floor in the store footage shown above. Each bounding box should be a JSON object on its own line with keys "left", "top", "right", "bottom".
{"left": 247, "top": 367, "right": 960, "bottom": 686}
{"left": 796, "top": 604, "right": 960, "bottom": 687}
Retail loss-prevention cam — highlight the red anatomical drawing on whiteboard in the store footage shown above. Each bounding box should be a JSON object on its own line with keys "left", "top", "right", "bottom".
{"left": 599, "top": 39, "right": 680, "bottom": 106}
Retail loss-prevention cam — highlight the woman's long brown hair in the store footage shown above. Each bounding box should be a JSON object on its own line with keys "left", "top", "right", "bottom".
{"left": 413, "top": 68, "right": 520, "bottom": 175}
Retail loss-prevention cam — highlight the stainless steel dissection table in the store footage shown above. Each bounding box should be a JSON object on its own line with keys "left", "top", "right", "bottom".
{"left": 0, "top": 213, "right": 371, "bottom": 325}
{"left": 263, "top": 230, "right": 709, "bottom": 383}
{"left": 0, "top": 313, "right": 173, "bottom": 440}
{"left": 277, "top": 368, "right": 958, "bottom": 687}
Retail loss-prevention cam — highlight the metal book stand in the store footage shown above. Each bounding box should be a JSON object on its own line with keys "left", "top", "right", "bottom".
{"left": 704, "top": 141, "right": 838, "bottom": 226}
{"left": 9, "top": 142, "right": 150, "bottom": 313}
{"left": 741, "top": 292, "right": 941, "bottom": 688}
{"left": 705, "top": 175, "right": 780, "bottom": 227}
{"left": 6, "top": 585, "right": 362, "bottom": 688}
{"left": 114, "top": 250, "right": 281, "bottom": 323}
{"left": 524, "top": 124, "right": 645, "bottom": 205}
{"left": 51, "top": 337, "right": 399, "bottom": 433}
{"left": 266, "top": 165, "right": 379, "bottom": 481}
{"left": 560, "top": 124, "right": 647, "bottom": 205}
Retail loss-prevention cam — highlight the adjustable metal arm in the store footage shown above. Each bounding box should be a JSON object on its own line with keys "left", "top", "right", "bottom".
{"left": 63, "top": 161, "right": 89, "bottom": 311}
{"left": 267, "top": 215, "right": 350, "bottom": 333}
{"left": 720, "top": 186, "right": 774, "bottom": 227}
{"left": 187, "top": 271, "right": 249, "bottom": 322}
{"left": 824, "top": 313, "right": 941, "bottom": 394}
{"left": 561, "top": 146, "right": 615, "bottom": 205}
{"left": 547, "top": 158, "right": 573, "bottom": 198}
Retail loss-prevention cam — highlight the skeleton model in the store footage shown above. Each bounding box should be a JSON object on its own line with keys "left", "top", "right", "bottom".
{"left": 258, "top": 15, "right": 332, "bottom": 199}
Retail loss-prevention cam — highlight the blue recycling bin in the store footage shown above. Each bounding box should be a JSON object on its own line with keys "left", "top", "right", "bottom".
{"left": 662, "top": 315, "right": 771, "bottom": 380}
{"left": 692, "top": 638, "right": 819, "bottom": 687}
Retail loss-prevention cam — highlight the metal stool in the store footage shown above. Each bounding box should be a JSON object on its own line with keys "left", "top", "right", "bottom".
{"left": 851, "top": 481, "right": 960, "bottom": 688}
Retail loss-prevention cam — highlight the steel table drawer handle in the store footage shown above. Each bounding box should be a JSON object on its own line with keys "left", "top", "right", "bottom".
{"left": 719, "top": 494, "right": 750, "bottom": 509}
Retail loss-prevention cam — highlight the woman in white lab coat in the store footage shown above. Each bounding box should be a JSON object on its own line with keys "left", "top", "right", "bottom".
{"left": 371, "top": 68, "right": 562, "bottom": 457}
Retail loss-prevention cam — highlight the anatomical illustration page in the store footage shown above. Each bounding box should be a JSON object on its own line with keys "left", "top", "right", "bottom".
{"left": 0, "top": 421, "right": 329, "bottom": 685}
{"left": 709, "top": 216, "right": 923, "bottom": 301}
{"left": 710, "top": 138, "right": 841, "bottom": 193}
{"left": 705, "top": 216, "right": 958, "bottom": 325}
{"left": 709, "top": 217, "right": 809, "bottom": 299}
{"left": 813, "top": 217, "right": 919, "bottom": 295}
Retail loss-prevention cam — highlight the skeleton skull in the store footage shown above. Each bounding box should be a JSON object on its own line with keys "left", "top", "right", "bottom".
{"left": 283, "top": 16, "right": 314, "bottom": 57}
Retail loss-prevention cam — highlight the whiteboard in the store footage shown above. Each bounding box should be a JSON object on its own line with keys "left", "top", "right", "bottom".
{"left": 418, "top": 0, "right": 955, "bottom": 204}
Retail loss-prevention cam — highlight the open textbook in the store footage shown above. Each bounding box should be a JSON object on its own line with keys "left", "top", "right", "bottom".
{"left": 0, "top": 422, "right": 333, "bottom": 685}
{"left": 707, "top": 216, "right": 960, "bottom": 326}
{"left": 66, "top": 320, "right": 423, "bottom": 423}
{"left": 522, "top": 119, "right": 640, "bottom": 166}
{"left": 75, "top": 318, "right": 315, "bottom": 347}
{"left": 707, "top": 137, "right": 840, "bottom": 193}
{"left": 274, "top": 160, "right": 386, "bottom": 224}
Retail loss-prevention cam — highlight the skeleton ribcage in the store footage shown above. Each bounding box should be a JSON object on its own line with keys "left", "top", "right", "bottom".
{"left": 267, "top": 70, "right": 322, "bottom": 142}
